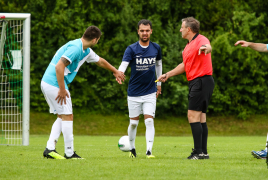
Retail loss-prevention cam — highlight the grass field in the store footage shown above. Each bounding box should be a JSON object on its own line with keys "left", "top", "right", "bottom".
{"left": 1, "top": 136, "right": 267, "bottom": 180}
{"left": 30, "top": 112, "right": 268, "bottom": 136}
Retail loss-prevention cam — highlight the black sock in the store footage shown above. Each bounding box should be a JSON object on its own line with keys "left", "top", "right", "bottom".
{"left": 190, "top": 122, "right": 203, "bottom": 154}
{"left": 201, "top": 122, "right": 208, "bottom": 154}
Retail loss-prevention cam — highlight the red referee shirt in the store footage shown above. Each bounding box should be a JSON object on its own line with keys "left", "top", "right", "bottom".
{"left": 182, "top": 34, "right": 213, "bottom": 81}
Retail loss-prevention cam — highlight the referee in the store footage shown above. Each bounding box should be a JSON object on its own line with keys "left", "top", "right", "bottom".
{"left": 157, "top": 17, "right": 214, "bottom": 160}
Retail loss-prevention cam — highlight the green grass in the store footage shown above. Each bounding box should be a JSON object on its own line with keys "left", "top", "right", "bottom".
{"left": 30, "top": 111, "right": 268, "bottom": 136}
{"left": 0, "top": 136, "right": 267, "bottom": 180}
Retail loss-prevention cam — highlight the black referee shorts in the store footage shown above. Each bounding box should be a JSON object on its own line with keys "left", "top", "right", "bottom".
{"left": 188, "top": 75, "right": 214, "bottom": 113}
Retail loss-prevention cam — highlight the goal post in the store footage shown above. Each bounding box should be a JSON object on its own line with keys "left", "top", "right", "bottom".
{"left": 0, "top": 13, "right": 30, "bottom": 146}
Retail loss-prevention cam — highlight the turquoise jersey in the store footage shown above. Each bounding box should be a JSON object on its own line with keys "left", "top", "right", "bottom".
{"left": 42, "top": 39, "right": 99, "bottom": 89}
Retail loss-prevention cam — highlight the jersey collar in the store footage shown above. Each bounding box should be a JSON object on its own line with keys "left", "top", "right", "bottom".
{"left": 139, "top": 41, "right": 149, "bottom": 48}
{"left": 188, "top": 33, "right": 199, "bottom": 43}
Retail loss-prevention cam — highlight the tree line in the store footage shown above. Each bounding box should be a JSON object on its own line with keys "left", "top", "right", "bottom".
{"left": 1, "top": 0, "right": 268, "bottom": 119}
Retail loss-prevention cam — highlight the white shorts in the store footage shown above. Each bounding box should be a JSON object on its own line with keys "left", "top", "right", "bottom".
{"left": 127, "top": 93, "right": 156, "bottom": 118}
{"left": 41, "top": 81, "right": 73, "bottom": 115}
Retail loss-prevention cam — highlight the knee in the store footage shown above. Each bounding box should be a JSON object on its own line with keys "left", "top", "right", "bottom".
{"left": 62, "top": 114, "right": 73, "bottom": 121}
{"left": 187, "top": 112, "right": 194, "bottom": 121}
{"left": 187, "top": 110, "right": 201, "bottom": 123}
{"left": 145, "top": 118, "right": 154, "bottom": 127}
{"left": 129, "top": 120, "right": 139, "bottom": 128}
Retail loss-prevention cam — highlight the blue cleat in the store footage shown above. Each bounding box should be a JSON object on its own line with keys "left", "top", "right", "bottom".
{"left": 251, "top": 150, "right": 267, "bottom": 159}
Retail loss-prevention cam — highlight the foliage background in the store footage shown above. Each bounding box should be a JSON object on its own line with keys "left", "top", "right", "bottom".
{"left": 1, "top": 0, "right": 268, "bottom": 119}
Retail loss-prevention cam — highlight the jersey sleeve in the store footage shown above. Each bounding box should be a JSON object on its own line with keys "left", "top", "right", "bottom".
{"left": 122, "top": 46, "right": 134, "bottom": 62}
{"left": 85, "top": 48, "right": 100, "bottom": 63}
{"left": 156, "top": 46, "right": 162, "bottom": 61}
{"left": 199, "top": 36, "right": 210, "bottom": 46}
{"left": 62, "top": 45, "right": 80, "bottom": 64}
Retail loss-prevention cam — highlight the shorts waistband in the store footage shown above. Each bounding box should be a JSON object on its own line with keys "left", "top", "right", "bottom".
{"left": 188, "top": 75, "right": 212, "bottom": 85}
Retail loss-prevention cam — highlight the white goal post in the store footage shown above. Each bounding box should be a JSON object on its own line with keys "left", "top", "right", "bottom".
{"left": 0, "top": 13, "right": 30, "bottom": 146}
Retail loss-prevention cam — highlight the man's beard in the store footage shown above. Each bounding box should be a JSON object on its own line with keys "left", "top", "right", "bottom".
{"left": 140, "top": 36, "right": 150, "bottom": 42}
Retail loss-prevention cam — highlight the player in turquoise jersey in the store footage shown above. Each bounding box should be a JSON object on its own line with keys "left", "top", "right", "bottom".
{"left": 235, "top": 40, "right": 268, "bottom": 160}
{"left": 41, "top": 26, "right": 125, "bottom": 159}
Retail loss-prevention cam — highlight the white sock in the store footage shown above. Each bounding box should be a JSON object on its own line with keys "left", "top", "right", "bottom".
{"left": 62, "top": 121, "right": 74, "bottom": 157}
{"left": 46, "top": 117, "right": 62, "bottom": 150}
{"left": 145, "top": 118, "right": 155, "bottom": 153}
{"left": 128, "top": 120, "right": 139, "bottom": 150}
{"left": 265, "top": 133, "right": 268, "bottom": 151}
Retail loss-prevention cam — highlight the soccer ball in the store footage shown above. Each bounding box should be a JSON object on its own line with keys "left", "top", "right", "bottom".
{"left": 118, "top": 135, "right": 130, "bottom": 152}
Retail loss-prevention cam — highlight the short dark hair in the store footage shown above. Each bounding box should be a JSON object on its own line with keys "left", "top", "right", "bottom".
{"left": 137, "top": 19, "right": 152, "bottom": 29}
{"left": 82, "top": 26, "right": 102, "bottom": 41}
{"left": 182, "top": 17, "right": 200, "bottom": 33}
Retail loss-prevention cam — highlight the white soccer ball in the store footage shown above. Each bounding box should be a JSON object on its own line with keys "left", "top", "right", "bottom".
{"left": 118, "top": 135, "right": 130, "bottom": 152}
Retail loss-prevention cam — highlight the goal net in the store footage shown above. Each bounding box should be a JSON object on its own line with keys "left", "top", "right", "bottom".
{"left": 0, "top": 13, "right": 30, "bottom": 146}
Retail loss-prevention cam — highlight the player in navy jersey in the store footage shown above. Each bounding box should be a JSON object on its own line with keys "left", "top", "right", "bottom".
{"left": 41, "top": 26, "right": 125, "bottom": 159}
{"left": 118, "top": 19, "right": 162, "bottom": 158}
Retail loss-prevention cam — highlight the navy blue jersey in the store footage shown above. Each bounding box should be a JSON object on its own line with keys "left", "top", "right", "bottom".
{"left": 122, "top": 41, "right": 162, "bottom": 96}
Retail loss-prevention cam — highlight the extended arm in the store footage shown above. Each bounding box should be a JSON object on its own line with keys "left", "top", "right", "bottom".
{"left": 157, "top": 62, "right": 185, "bottom": 83}
{"left": 95, "top": 57, "right": 125, "bottom": 84}
{"left": 235, "top": 40, "right": 268, "bottom": 52}
{"left": 55, "top": 57, "right": 70, "bottom": 105}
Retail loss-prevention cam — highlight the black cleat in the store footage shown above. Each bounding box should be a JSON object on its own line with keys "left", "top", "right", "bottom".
{"left": 64, "top": 151, "right": 84, "bottom": 159}
{"left": 129, "top": 148, "right": 137, "bottom": 158}
{"left": 43, "top": 148, "right": 65, "bottom": 159}
{"left": 146, "top": 150, "right": 155, "bottom": 158}
{"left": 202, "top": 153, "right": 210, "bottom": 159}
{"left": 187, "top": 149, "right": 204, "bottom": 160}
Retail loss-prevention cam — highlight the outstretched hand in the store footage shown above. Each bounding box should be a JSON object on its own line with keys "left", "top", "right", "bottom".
{"left": 234, "top": 40, "right": 249, "bottom": 47}
{"left": 113, "top": 70, "right": 125, "bottom": 84}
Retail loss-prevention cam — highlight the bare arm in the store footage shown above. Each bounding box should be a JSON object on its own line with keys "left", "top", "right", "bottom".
{"left": 157, "top": 62, "right": 185, "bottom": 82}
{"left": 55, "top": 57, "right": 70, "bottom": 105}
{"left": 95, "top": 57, "right": 125, "bottom": 84}
{"left": 235, "top": 40, "right": 268, "bottom": 52}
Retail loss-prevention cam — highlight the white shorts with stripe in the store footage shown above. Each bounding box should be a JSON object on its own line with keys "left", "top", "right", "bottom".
{"left": 127, "top": 92, "right": 156, "bottom": 118}
{"left": 41, "top": 81, "right": 73, "bottom": 115}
